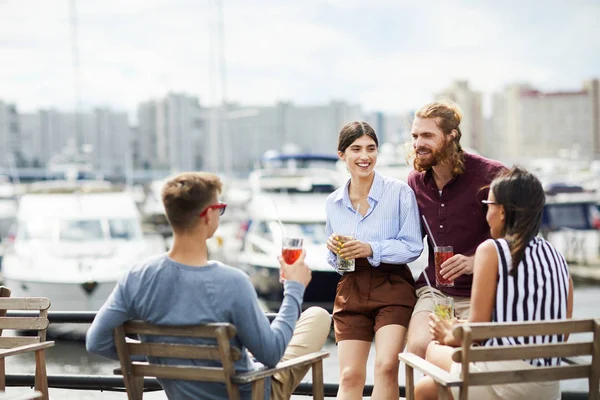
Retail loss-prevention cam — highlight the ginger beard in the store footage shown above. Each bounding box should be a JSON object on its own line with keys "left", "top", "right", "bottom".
{"left": 412, "top": 135, "right": 456, "bottom": 172}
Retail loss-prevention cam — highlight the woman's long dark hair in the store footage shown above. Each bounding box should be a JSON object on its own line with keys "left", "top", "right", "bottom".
{"left": 491, "top": 167, "right": 545, "bottom": 275}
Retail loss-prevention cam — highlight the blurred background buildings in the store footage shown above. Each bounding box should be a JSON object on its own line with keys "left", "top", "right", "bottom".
{"left": 1, "top": 78, "right": 599, "bottom": 177}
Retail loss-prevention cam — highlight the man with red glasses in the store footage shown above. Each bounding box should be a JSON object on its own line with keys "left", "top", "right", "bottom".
{"left": 87, "top": 171, "right": 331, "bottom": 400}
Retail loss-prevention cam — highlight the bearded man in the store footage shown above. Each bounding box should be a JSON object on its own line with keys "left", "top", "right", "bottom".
{"left": 405, "top": 101, "right": 506, "bottom": 358}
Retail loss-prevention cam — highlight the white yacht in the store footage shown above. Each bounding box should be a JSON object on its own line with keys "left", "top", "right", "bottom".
{"left": 233, "top": 191, "right": 339, "bottom": 311}
{"left": 215, "top": 153, "right": 344, "bottom": 311}
{"left": 1, "top": 180, "right": 165, "bottom": 318}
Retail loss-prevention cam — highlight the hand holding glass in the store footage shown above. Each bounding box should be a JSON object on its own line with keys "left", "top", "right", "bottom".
{"left": 280, "top": 237, "right": 303, "bottom": 282}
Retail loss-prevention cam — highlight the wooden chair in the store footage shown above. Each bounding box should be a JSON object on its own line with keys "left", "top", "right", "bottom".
{"left": 0, "top": 295, "right": 54, "bottom": 400}
{"left": 0, "top": 392, "right": 42, "bottom": 400}
{"left": 114, "top": 320, "right": 329, "bottom": 400}
{"left": 400, "top": 318, "right": 600, "bottom": 400}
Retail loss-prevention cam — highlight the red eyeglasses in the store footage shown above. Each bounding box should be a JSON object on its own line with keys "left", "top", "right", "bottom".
{"left": 200, "top": 203, "right": 227, "bottom": 217}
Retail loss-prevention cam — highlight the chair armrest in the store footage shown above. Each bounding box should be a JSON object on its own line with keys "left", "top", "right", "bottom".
{"left": 0, "top": 341, "right": 55, "bottom": 358}
{"left": 399, "top": 352, "right": 463, "bottom": 388}
{"left": 232, "top": 351, "right": 329, "bottom": 384}
{"left": 562, "top": 356, "right": 590, "bottom": 365}
{"left": 0, "top": 391, "right": 43, "bottom": 400}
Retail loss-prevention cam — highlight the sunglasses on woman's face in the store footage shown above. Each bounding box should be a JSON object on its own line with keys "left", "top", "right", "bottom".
{"left": 481, "top": 199, "right": 499, "bottom": 213}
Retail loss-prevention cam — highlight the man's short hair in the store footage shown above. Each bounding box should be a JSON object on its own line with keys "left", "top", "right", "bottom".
{"left": 161, "top": 172, "right": 222, "bottom": 232}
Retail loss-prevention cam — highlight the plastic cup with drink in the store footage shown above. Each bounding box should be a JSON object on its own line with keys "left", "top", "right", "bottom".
{"left": 336, "top": 204, "right": 361, "bottom": 273}
{"left": 336, "top": 234, "right": 355, "bottom": 272}
{"left": 280, "top": 237, "right": 303, "bottom": 282}
{"left": 433, "top": 296, "right": 454, "bottom": 320}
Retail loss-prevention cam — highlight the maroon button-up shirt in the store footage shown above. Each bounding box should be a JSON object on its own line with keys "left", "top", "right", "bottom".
{"left": 407, "top": 153, "right": 506, "bottom": 298}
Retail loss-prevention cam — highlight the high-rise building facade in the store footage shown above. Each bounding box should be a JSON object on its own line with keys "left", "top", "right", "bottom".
{"left": 137, "top": 93, "right": 205, "bottom": 173}
{"left": 19, "top": 109, "right": 131, "bottom": 173}
{"left": 222, "top": 100, "right": 363, "bottom": 173}
{"left": 491, "top": 79, "right": 599, "bottom": 164}
{"left": 0, "top": 101, "right": 21, "bottom": 168}
{"left": 436, "top": 80, "right": 484, "bottom": 154}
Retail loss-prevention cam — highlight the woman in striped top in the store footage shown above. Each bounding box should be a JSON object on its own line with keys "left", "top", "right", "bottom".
{"left": 326, "top": 121, "right": 423, "bottom": 399}
{"left": 415, "top": 166, "right": 574, "bottom": 400}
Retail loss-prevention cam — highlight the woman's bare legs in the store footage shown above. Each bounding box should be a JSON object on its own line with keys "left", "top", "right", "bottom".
{"left": 371, "top": 324, "right": 407, "bottom": 400}
{"left": 414, "top": 341, "right": 455, "bottom": 400}
{"left": 336, "top": 340, "right": 371, "bottom": 400}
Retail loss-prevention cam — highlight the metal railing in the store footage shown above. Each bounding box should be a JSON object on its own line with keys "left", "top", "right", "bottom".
{"left": 4, "top": 311, "right": 590, "bottom": 399}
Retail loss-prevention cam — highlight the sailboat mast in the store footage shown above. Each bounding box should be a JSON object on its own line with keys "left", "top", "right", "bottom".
{"left": 69, "top": 0, "right": 83, "bottom": 149}
{"left": 217, "top": 0, "right": 232, "bottom": 177}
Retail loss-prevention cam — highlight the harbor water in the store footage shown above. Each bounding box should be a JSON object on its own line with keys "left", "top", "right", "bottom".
{"left": 2, "top": 283, "right": 598, "bottom": 399}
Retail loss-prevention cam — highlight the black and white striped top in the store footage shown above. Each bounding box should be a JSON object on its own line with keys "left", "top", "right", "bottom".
{"left": 486, "top": 237, "right": 570, "bottom": 367}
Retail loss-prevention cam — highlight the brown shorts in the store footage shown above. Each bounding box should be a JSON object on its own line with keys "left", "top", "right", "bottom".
{"left": 332, "top": 258, "right": 417, "bottom": 343}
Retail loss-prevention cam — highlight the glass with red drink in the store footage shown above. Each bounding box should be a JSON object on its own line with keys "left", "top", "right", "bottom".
{"left": 434, "top": 246, "right": 454, "bottom": 287}
{"left": 280, "top": 237, "right": 303, "bottom": 282}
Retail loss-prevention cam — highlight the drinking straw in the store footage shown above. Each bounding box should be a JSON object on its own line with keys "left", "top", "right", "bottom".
{"left": 421, "top": 215, "right": 438, "bottom": 249}
{"left": 271, "top": 199, "right": 286, "bottom": 245}
{"left": 422, "top": 268, "right": 439, "bottom": 300}
{"left": 421, "top": 215, "right": 440, "bottom": 299}
{"left": 351, "top": 204, "right": 361, "bottom": 238}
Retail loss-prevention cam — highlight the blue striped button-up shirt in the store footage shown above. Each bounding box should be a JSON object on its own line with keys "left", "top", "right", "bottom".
{"left": 325, "top": 171, "right": 423, "bottom": 271}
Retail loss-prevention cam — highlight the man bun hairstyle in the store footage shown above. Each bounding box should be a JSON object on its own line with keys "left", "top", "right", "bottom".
{"left": 414, "top": 100, "right": 465, "bottom": 174}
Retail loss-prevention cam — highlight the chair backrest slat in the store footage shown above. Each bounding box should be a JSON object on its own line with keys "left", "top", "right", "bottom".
{"left": 0, "top": 298, "right": 51, "bottom": 311}
{"left": 0, "top": 317, "right": 48, "bottom": 331}
{"left": 115, "top": 320, "right": 243, "bottom": 399}
{"left": 131, "top": 362, "right": 227, "bottom": 382}
{"left": 123, "top": 321, "right": 236, "bottom": 339}
{"left": 453, "top": 319, "right": 594, "bottom": 341}
{"left": 591, "top": 321, "right": 600, "bottom": 400}
{"left": 127, "top": 342, "right": 242, "bottom": 361}
{"left": 0, "top": 287, "right": 11, "bottom": 337}
{"left": 447, "top": 318, "right": 600, "bottom": 400}
{"left": 215, "top": 326, "right": 240, "bottom": 400}
{"left": 453, "top": 342, "right": 593, "bottom": 363}
{"left": 114, "top": 325, "right": 144, "bottom": 399}
{"left": 468, "top": 364, "right": 590, "bottom": 386}
{"left": 0, "top": 336, "right": 41, "bottom": 348}
{"left": 0, "top": 292, "right": 53, "bottom": 400}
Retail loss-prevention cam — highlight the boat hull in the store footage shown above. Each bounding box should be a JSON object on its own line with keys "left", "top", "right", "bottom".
{"left": 2, "top": 278, "right": 116, "bottom": 312}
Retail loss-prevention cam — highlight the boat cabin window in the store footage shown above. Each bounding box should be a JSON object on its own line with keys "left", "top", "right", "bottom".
{"left": 108, "top": 219, "right": 138, "bottom": 240}
{"left": 281, "top": 222, "right": 327, "bottom": 245}
{"left": 542, "top": 203, "right": 595, "bottom": 231}
{"left": 263, "top": 184, "right": 336, "bottom": 194}
{"left": 18, "top": 219, "right": 53, "bottom": 240}
{"left": 59, "top": 219, "right": 104, "bottom": 242}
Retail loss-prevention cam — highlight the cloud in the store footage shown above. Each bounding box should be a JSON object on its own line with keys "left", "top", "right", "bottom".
{"left": 0, "top": 0, "right": 598, "bottom": 118}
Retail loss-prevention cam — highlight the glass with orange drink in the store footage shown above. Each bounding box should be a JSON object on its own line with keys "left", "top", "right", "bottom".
{"left": 280, "top": 237, "right": 303, "bottom": 282}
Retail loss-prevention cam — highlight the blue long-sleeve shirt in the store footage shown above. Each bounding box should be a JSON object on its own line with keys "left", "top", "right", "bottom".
{"left": 86, "top": 254, "right": 305, "bottom": 400}
{"left": 325, "top": 171, "right": 423, "bottom": 272}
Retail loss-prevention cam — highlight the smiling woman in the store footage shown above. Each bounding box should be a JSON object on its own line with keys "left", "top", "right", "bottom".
{"left": 325, "top": 120, "right": 423, "bottom": 399}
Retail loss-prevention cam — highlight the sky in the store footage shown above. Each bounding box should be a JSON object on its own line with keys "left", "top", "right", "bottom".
{"left": 0, "top": 0, "right": 599, "bottom": 118}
